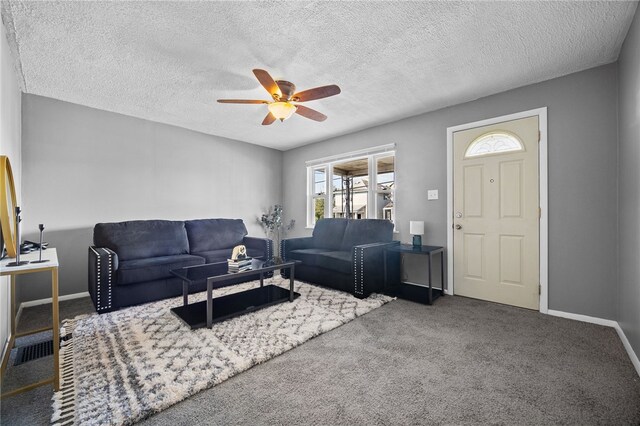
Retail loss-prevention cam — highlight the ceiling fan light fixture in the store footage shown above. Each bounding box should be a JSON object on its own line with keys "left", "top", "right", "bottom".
{"left": 268, "top": 101, "right": 297, "bottom": 121}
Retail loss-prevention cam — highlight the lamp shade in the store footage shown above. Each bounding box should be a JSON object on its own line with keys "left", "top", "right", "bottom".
{"left": 268, "top": 102, "right": 297, "bottom": 121}
{"left": 409, "top": 221, "right": 424, "bottom": 235}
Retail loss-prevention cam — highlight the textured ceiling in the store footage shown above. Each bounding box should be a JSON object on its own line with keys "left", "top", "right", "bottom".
{"left": 1, "top": 1, "right": 637, "bottom": 150}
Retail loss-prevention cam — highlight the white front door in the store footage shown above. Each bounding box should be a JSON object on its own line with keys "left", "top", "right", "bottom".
{"left": 453, "top": 116, "right": 540, "bottom": 310}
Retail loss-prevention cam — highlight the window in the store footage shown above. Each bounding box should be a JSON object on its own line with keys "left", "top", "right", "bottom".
{"left": 376, "top": 155, "right": 395, "bottom": 223}
{"left": 465, "top": 131, "right": 524, "bottom": 158}
{"left": 311, "top": 167, "right": 326, "bottom": 223}
{"left": 332, "top": 158, "right": 369, "bottom": 220}
{"left": 307, "top": 146, "right": 395, "bottom": 227}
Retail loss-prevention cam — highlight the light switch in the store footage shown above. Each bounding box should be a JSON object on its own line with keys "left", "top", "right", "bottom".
{"left": 428, "top": 189, "right": 439, "bottom": 200}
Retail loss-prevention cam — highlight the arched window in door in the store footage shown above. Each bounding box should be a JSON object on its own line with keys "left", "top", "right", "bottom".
{"left": 465, "top": 131, "right": 524, "bottom": 158}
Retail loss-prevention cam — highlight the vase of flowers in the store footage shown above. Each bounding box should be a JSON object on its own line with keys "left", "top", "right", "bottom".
{"left": 259, "top": 204, "right": 295, "bottom": 263}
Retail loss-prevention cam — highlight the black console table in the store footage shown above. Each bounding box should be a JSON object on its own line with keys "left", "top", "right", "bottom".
{"left": 384, "top": 244, "right": 445, "bottom": 305}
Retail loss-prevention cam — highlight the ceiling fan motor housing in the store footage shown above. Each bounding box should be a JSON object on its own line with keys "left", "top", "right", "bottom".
{"left": 275, "top": 80, "right": 296, "bottom": 100}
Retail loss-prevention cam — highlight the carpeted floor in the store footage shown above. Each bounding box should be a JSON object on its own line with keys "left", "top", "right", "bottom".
{"left": 1, "top": 293, "right": 639, "bottom": 425}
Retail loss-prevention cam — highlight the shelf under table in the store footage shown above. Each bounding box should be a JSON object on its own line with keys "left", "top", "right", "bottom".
{"left": 171, "top": 284, "right": 300, "bottom": 329}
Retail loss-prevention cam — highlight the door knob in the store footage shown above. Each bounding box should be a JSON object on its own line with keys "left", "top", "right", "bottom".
{"left": 455, "top": 224, "right": 462, "bottom": 230}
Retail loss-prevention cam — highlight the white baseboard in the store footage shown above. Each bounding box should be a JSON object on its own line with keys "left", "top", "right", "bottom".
{"left": 15, "top": 303, "right": 23, "bottom": 329}
{"left": 20, "top": 291, "right": 89, "bottom": 309}
{"left": 15, "top": 291, "right": 89, "bottom": 334}
{"left": 1, "top": 336, "right": 9, "bottom": 367}
{"left": 547, "top": 309, "right": 618, "bottom": 328}
{"left": 547, "top": 309, "right": 640, "bottom": 377}
{"left": 613, "top": 322, "right": 640, "bottom": 378}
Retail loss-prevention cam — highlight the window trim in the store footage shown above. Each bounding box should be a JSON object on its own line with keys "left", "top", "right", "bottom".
{"left": 306, "top": 145, "right": 396, "bottom": 228}
{"left": 374, "top": 152, "right": 396, "bottom": 229}
{"left": 307, "top": 165, "right": 329, "bottom": 227}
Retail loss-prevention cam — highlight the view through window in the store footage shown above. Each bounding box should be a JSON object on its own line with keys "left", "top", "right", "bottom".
{"left": 307, "top": 148, "right": 395, "bottom": 227}
{"left": 312, "top": 168, "right": 326, "bottom": 223}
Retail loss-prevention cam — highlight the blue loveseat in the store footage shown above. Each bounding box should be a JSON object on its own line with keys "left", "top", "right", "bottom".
{"left": 88, "top": 218, "right": 272, "bottom": 313}
{"left": 281, "top": 218, "right": 399, "bottom": 298}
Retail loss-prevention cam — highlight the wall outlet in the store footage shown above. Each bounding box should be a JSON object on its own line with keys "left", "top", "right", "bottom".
{"left": 428, "top": 189, "right": 439, "bottom": 200}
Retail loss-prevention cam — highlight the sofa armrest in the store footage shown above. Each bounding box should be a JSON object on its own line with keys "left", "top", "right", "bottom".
{"left": 243, "top": 236, "right": 273, "bottom": 260}
{"left": 280, "top": 237, "right": 314, "bottom": 278}
{"left": 88, "top": 246, "right": 118, "bottom": 313}
{"left": 280, "top": 237, "right": 314, "bottom": 262}
{"left": 353, "top": 240, "right": 400, "bottom": 298}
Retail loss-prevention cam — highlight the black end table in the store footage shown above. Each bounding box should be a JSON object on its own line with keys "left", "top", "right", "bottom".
{"left": 384, "top": 244, "right": 445, "bottom": 305}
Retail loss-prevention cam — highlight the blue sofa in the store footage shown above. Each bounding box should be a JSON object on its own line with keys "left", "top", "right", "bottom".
{"left": 88, "top": 218, "right": 272, "bottom": 313}
{"left": 281, "top": 218, "right": 399, "bottom": 298}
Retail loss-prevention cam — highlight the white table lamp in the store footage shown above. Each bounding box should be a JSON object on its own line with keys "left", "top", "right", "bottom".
{"left": 410, "top": 220, "right": 424, "bottom": 248}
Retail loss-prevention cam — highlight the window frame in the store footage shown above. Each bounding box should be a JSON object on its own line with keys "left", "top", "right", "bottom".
{"left": 373, "top": 153, "right": 396, "bottom": 228}
{"left": 306, "top": 147, "right": 396, "bottom": 228}
{"left": 307, "top": 165, "right": 329, "bottom": 227}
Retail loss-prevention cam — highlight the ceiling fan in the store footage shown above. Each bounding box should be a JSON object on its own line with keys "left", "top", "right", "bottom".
{"left": 217, "top": 69, "right": 341, "bottom": 125}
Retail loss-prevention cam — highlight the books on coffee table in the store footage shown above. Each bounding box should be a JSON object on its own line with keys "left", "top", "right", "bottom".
{"left": 227, "top": 257, "right": 252, "bottom": 273}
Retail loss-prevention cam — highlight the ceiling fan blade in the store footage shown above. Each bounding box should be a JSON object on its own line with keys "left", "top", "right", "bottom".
{"left": 217, "top": 99, "right": 268, "bottom": 104}
{"left": 262, "top": 112, "right": 277, "bottom": 126}
{"left": 253, "top": 69, "right": 282, "bottom": 99}
{"left": 293, "top": 85, "right": 341, "bottom": 102}
{"left": 295, "top": 105, "right": 327, "bottom": 122}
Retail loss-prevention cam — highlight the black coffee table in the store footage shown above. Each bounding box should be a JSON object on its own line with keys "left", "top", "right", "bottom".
{"left": 170, "top": 259, "right": 300, "bottom": 329}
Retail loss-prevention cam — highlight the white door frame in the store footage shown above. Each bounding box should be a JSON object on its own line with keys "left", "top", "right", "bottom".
{"left": 446, "top": 107, "right": 549, "bottom": 313}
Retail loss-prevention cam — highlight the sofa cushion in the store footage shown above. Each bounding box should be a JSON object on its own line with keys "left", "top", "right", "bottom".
{"left": 315, "top": 251, "right": 353, "bottom": 275}
{"left": 340, "top": 219, "right": 394, "bottom": 251}
{"left": 289, "top": 248, "right": 332, "bottom": 266}
{"left": 185, "top": 219, "right": 248, "bottom": 253}
{"left": 117, "top": 254, "right": 205, "bottom": 285}
{"left": 94, "top": 220, "right": 189, "bottom": 261}
{"left": 192, "top": 249, "right": 233, "bottom": 264}
{"left": 312, "top": 218, "right": 349, "bottom": 250}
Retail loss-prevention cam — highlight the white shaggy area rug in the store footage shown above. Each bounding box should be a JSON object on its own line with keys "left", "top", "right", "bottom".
{"left": 51, "top": 279, "right": 392, "bottom": 425}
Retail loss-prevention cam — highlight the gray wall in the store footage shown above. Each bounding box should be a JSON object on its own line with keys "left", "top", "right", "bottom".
{"left": 618, "top": 8, "right": 640, "bottom": 362}
{"left": 0, "top": 20, "right": 21, "bottom": 359}
{"left": 284, "top": 64, "right": 619, "bottom": 320}
{"left": 19, "top": 95, "right": 282, "bottom": 303}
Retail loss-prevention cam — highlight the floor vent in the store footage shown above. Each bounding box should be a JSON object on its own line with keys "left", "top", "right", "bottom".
{"left": 14, "top": 334, "right": 71, "bottom": 366}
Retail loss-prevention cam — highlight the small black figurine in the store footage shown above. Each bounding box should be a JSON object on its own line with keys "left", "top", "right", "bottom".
{"left": 6, "top": 207, "right": 29, "bottom": 267}
{"left": 31, "top": 223, "right": 49, "bottom": 264}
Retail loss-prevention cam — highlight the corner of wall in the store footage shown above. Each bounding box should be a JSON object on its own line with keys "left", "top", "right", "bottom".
{"left": 615, "top": 59, "right": 620, "bottom": 323}
{"left": 0, "top": 15, "right": 23, "bottom": 368}
{"left": 616, "top": 3, "right": 640, "bottom": 374}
